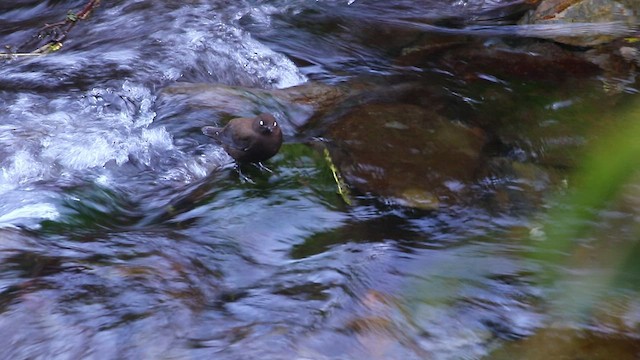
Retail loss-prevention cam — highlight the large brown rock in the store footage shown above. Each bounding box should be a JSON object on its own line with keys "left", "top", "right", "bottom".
{"left": 522, "top": 0, "right": 638, "bottom": 46}
{"left": 326, "top": 103, "right": 487, "bottom": 209}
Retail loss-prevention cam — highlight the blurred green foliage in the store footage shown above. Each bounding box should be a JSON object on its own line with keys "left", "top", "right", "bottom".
{"left": 534, "top": 101, "right": 640, "bottom": 313}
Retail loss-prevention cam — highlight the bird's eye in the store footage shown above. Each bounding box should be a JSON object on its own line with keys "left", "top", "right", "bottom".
{"left": 273, "top": 121, "right": 277, "bottom": 127}
{"left": 259, "top": 120, "right": 264, "bottom": 126}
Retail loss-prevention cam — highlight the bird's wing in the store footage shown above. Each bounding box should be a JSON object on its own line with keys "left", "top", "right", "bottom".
{"left": 202, "top": 125, "right": 251, "bottom": 150}
{"left": 223, "top": 123, "right": 255, "bottom": 152}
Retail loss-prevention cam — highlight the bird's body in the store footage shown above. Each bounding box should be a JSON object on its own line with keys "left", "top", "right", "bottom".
{"left": 202, "top": 113, "right": 283, "bottom": 164}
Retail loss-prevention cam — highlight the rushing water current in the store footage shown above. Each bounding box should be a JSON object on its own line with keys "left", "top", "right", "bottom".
{"left": 0, "top": 1, "right": 639, "bottom": 359}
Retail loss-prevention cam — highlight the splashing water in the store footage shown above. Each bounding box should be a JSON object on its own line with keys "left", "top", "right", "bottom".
{"left": 0, "top": 1, "right": 309, "bottom": 228}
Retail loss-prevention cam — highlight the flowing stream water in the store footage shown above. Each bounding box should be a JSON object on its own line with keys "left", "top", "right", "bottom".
{"left": 0, "top": 1, "right": 639, "bottom": 359}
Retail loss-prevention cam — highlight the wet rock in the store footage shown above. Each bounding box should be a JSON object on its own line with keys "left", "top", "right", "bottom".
{"left": 344, "top": 290, "right": 432, "bottom": 359}
{"left": 272, "top": 81, "right": 348, "bottom": 110}
{"left": 326, "top": 103, "right": 487, "bottom": 209}
{"left": 398, "top": 39, "right": 601, "bottom": 83}
{"left": 478, "top": 158, "right": 562, "bottom": 212}
{"left": 522, "top": 0, "right": 639, "bottom": 46}
{"left": 158, "top": 82, "right": 317, "bottom": 133}
{"left": 619, "top": 45, "right": 640, "bottom": 66}
{"left": 582, "top": 37, "right": 640, "bottom": 93}
{"left": 158, "top": 81, "right": 403, "bottom": 136}
{"left": 468, "top": 69, "right": 626, "bottom": 171}
{"left": 488, "top": 328, "right": 640, "bottom": 359}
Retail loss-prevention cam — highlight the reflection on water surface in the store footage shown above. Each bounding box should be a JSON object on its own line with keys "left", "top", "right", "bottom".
{"left": 0, "top": 0, "right": 639, "bottom": 359}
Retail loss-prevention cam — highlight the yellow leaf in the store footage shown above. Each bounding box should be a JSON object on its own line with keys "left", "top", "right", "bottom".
{"left": 323, "top": 148, "right": 352, "bottom": 205}
{"left": 48, "top": 42, "right": 63, "bottom": 52}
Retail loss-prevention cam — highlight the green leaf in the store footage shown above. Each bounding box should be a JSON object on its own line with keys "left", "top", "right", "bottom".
{"left": 66, "top": 11, "right": 78, "bottom": 22}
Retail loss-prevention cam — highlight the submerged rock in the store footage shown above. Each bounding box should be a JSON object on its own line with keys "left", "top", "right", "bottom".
{"left": 326, "top": 103, "right": 487, "bottom": 209}
{"left": 489, "top": 327, "right": 640, "bottom": 359}
{"left": 398, "top": 38, "right": 601, "bottom": 83}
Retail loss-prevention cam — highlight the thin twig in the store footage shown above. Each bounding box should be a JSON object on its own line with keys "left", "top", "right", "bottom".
{"left": 77, "top": 0, "right": 101, "bottom": 19}
{"left": 0, "top": 53, "right": 43, "bottom": 58}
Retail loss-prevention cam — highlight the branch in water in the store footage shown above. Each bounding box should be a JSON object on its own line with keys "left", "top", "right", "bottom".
{"left": 1, "top": 0, "right": 101, "bottom": 58}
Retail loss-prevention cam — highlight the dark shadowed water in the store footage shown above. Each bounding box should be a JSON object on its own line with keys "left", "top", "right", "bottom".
{"left": 0, "top": 1, "right": 639, "bottom": 359}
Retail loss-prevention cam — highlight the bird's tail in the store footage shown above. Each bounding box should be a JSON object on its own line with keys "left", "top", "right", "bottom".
{"left": 202, "top": 126, "right": 222, "bottom": 138}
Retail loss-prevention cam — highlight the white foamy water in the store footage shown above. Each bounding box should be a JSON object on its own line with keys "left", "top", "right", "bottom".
{"left": 0, "top": 1, "right": 309, "bottom": 228}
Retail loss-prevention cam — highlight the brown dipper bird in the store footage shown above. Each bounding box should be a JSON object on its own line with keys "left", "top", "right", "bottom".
{"left": 202, "top": 113, "right": 283, "bottom": 164}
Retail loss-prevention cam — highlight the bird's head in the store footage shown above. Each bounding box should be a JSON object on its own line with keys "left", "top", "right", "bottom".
{"left": 254, "top": 113, "right": 280, "bottom": 136}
